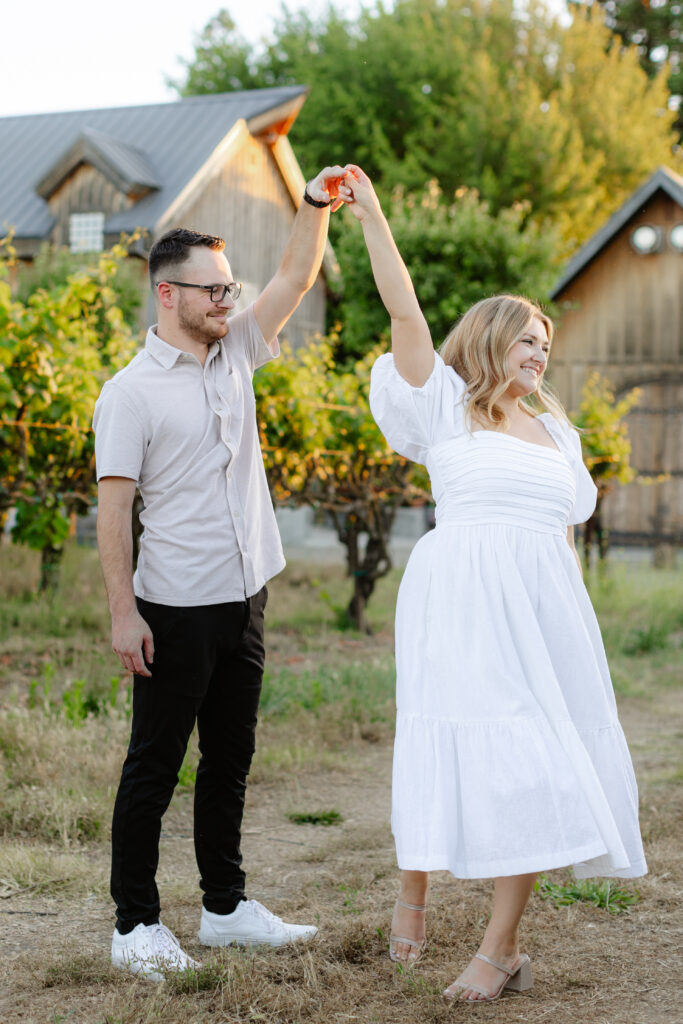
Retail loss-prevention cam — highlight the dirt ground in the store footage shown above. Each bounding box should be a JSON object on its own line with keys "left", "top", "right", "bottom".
{"left": 1, "top": 682, "right": 682, "bottom": 1024}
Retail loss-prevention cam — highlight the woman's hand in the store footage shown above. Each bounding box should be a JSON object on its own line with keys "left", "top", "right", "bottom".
{"left": 337, "top": 164, "right": 383, "bottom": 221}
{"left": 305, "top": 165, "right": 352, "bottom": 212}
{"left": 338, "top": 163, "right": 433, "bottom": 386}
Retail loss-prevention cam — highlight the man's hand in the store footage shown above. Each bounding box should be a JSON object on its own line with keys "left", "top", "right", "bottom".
{"left": 112, "top": 609, "right": 154, "bottom": 677}
{"left": 305, "top": 165, "right": 351, "bottom": 212}
{"left": 336, "top": 164, "right": 383, "bottom": 221}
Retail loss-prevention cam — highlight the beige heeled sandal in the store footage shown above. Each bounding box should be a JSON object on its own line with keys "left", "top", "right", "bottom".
{"left": 389, "top": 898, "right": 427, "bottom": 965}
{"left": 444, "top": 952, "right": 533, "bottom": 1002}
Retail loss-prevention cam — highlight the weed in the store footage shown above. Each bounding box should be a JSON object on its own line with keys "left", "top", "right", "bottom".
{"left": 338, "top": 883, "right": 362, "bottom": 914}
{"left": 318, "top": 589, "right": 356, "bottom": 631}
{"left": 287, "top": 809, "right": 343, "bottom": 826}
{"left": 28, "top": 662, "right": 55, "bottom": 711}
{"left": 397, "top": 966, "right": 442, "bottom": 997}
{"left": 177, "top": 755, "right": 198, "bottom": 789}
{"left": 44, "top": 954, "right": 118, "bottom": 987}
{"left": 165, "top": 963, "right": 225, "bottom": 994}
{"left": 622, "top": 624, "right": 669, "bottom": 656}
{"left": 535, "top": 874, "right": 640, "bottom": 913}
{"left": 26, "top": 663, "right": 128, "bottom": 724}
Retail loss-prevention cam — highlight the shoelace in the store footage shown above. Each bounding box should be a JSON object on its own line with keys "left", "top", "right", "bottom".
{"left": 249, "top": 900, "right": 282, "bottom": 933}
{"left": 150, "top": 923, "right": 185, "bottom": 961}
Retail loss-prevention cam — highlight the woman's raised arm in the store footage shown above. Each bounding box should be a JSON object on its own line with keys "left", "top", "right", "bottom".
{"left": 339, "top": 165, "right": 434, "bottom": 387}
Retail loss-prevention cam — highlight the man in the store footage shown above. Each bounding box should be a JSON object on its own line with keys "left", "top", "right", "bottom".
{"left": 93, "top": 166, "right": 347, "bottom": 979}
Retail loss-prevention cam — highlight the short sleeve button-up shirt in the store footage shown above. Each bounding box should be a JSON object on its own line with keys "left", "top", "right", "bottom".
{"left": 92, "top": 305, "right": 285, "bottom": 605}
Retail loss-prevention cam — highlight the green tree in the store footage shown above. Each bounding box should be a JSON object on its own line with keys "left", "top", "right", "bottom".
{"left": 175, "top": 1, "right": 678, "bottom": 250}
{"left": 254, "top": 333, "right": 428, "bottom": 632}
{"left": 588, "top": 0, "right": 683, "bottom": 135}
{"left": 333, "top": 181, "right": 558, "bottom": 361}
{"left": 0, "top": 241, "right": 137, "bottom": 590}
{"left": 572, "top": 372, "right": 641, "bottom": 565}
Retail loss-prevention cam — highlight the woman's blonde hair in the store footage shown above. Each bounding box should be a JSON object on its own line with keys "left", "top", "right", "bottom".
{"left": 440, "top": 294, "right": 570, "bottom": 429}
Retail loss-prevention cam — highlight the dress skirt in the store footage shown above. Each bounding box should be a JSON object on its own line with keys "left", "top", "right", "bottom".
{"left": 369, "top": 351, "right": 647, "bottom": 880}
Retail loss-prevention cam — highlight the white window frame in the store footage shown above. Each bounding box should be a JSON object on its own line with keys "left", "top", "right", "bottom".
{"left": 69, "top": 212, "right": 105, "bottom": 253}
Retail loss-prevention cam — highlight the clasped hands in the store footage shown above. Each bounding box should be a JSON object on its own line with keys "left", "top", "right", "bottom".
{"left": 306, "top": 164, "right": 379, "bottom": 220}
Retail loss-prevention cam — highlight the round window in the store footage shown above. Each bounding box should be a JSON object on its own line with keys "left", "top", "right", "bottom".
{"left": 669, "top": 223, "right": 683, "bottom": 251}
{"left": 630, "top": 225, "right": 662, "bottom": 254}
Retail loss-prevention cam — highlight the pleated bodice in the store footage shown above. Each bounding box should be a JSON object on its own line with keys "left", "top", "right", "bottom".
{"left": 427, "top": 432, "right": 576, "bottom": 535}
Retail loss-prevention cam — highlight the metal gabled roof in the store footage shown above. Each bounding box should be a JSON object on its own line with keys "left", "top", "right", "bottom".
{"left": 0, "top": 86, "right": 308, "bottom": 240}
{"left": 550, "top": 166, "right": 683, "bottom": 299}
{"left": 36, "top": 127, "right": 161, "bottom": 200}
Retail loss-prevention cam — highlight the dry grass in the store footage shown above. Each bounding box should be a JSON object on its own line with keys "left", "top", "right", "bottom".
{"left": 0, "top": 541, "right": 682, "bottom": 1023}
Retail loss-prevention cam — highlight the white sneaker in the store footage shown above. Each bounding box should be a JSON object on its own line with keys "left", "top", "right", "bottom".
{"left": 198, "top": 900, "right": 318, "bottom": 948}
{"left": 111, "top": 922, "right": 200, "bottom": 981}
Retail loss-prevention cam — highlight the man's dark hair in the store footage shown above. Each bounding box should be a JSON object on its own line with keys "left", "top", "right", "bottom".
{"left": 148, "top": 228, "right": 225, "bottom": 287}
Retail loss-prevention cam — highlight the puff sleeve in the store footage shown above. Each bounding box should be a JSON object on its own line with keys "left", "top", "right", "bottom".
{"left": 539, "top": 417, "right": 598, "bottom": 526}
{"left": 565, "top": 426, "right": 598, "bottom": 525}
{"left": 369, "top": 351, "right": 467, "bottom": 465}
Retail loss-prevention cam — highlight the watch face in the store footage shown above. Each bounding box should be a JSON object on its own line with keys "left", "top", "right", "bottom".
{"left": 670, "top": 224, "right": 683, "bottom": 251}
{"left": 630, "top": 224, "right": 661, "bottom": 254}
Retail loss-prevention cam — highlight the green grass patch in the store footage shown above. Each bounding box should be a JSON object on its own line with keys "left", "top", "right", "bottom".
{"left": 589, "top": 565, "right": 683, "bottom": 659}
{"left": 620, "top": 623, "right": 670, "bottom": 656}
{"left": 43, "top": 953, "right": 119, "bottom": 988}
{"left": 27, "top": 663, "right": 128, "bottom": 724}
{"left": 287, "top": 809, "right": 343, "bottom": 826}
{"left": 260, "top": 661, "right": 395, "bottom": 724}
{"left": 535, "top": 874, "right": 640, "bottom": 913}
{"left": 164, "top": 963, "right": 227, "bottom": 994}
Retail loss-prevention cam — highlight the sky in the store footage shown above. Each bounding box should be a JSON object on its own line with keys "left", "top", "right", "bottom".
{"left": 1, "top": 1, "right": 364, "bottom": 117}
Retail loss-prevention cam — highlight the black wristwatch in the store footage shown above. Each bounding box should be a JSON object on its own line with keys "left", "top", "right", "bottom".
{"left": 303, "top": 186, "right": 331, "bottom": 208}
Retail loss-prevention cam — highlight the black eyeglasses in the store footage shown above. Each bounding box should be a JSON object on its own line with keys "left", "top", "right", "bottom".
{"left": 165, "top": 281, "right": 242, "bottom": 302}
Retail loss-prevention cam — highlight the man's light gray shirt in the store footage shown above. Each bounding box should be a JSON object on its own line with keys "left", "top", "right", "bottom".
{"left": 92, "top": 305, "right": 285, "bottom": 605}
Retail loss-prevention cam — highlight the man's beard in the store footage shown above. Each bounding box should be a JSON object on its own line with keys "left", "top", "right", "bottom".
{"left": 177, "top": 294, "right": 228, "bottom": 344}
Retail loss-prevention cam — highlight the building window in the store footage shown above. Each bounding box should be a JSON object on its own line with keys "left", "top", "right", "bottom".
{"left": 630, "top": 224, "right": 662, "bottom": 255}
{"left": 669, "top": 224, "right": 683, "bottom": 252}
{"left": 69, "top": 212, "right": 105, "bottom": 253}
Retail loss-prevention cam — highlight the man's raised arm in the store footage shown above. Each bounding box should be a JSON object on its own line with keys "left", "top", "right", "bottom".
{"left": 253, "top": 165, "right": 348, "bottom": 348}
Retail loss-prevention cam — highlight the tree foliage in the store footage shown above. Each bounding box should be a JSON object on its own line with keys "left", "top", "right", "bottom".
{"left": 254, "top": 333, "right": 428, "bottom": 631}
{"left": 0, "top": 241, "right": 137, "bottom": 590}
{"left": 175, "top": 1, "right": 678, "bottom": 251}
{"left": 572, "top": 372, "right": 641, "bottom": 563}
{"left": 333, "top": 180, "right": 558, "bottom": 361}
{"left": 588, "top": 0, "right": 683, "bottom": 134}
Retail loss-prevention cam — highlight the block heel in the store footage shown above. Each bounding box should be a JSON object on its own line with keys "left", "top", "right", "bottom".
{"left": 504, "top": 956, "right": 533, "bottom": 992}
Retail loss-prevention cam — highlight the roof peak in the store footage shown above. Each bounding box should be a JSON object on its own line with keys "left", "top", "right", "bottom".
{"left": 550, "top": 165, "right": 683, "bottom": 299}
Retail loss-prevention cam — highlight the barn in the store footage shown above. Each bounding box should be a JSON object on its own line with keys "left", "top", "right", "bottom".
{"left": 0, "top": 87, "right": 336, "bottom": 347}
{"left": 549, "top": 165, "right": 683, "bottom": 553}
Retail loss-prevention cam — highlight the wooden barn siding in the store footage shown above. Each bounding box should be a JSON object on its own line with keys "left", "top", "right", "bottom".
{"left": 605, "top": 379, "right": 683, "bottom": 541}
{"left": 173, "top": 135, "right": 326, "bottom": 349}
{"left": 47, "top": 164, "right": 132, "bottom": 248}
{"left": 550, "top": 192, "right": 683, "bottom": 543}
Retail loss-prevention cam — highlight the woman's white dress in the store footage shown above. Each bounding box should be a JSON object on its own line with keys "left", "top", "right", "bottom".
{"left": 370, "top": 352, "right": 647, "bottom": 880}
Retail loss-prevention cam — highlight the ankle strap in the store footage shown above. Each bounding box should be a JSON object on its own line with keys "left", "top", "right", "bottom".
{"left": 396, "top": 898, "right": 427, "bottom": 912}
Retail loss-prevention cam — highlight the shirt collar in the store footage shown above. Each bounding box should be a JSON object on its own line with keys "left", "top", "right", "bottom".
{"left": 145, "top": 326, "right": 220, "bottom": 369}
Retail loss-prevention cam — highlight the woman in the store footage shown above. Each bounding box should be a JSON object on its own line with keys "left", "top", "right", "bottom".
{"left": 336, "top": 166, "right": 647, "bottom": 1003}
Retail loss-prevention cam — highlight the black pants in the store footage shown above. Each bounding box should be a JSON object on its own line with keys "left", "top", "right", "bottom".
{"left": 110, "top": 587, "right": 267, "bottom": 932}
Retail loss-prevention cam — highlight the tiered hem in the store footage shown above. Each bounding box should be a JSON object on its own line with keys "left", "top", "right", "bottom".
{"left": 392, "top": 711, "right": 646, "bottom": 880}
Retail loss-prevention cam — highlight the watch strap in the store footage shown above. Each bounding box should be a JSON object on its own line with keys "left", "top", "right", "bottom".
{"left": 303, "top": 187, "right": 331, "bottom": 208}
